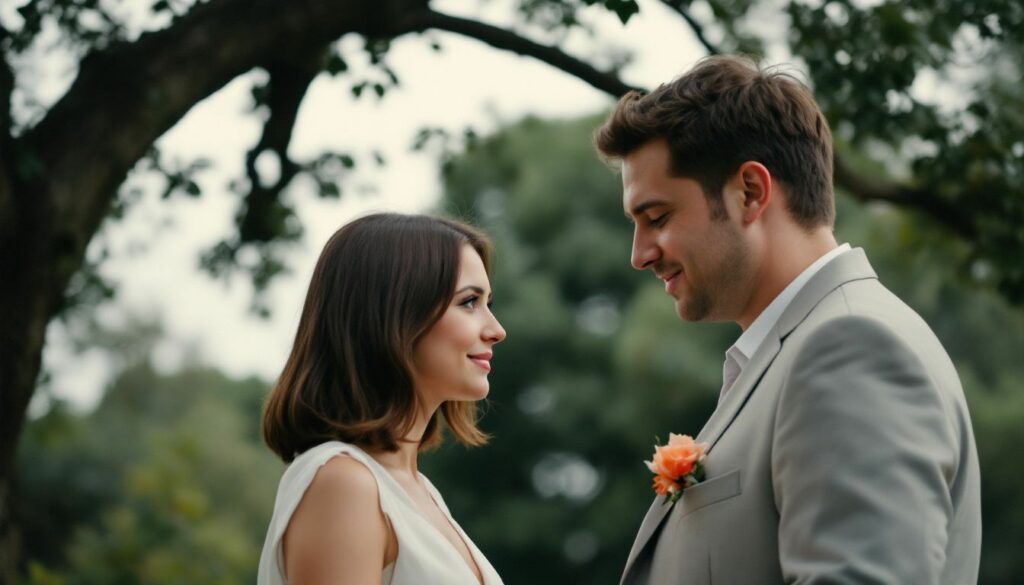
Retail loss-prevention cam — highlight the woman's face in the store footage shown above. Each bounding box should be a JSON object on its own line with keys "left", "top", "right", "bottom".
{"left": 412, "top": 245, "right": 506, "bottom": 409}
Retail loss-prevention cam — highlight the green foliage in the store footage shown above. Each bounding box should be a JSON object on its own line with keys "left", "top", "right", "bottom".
{"left": 517, "top": 0, "right": 639, "bottom": 31}
{"left": 10, "top": 0, "right": 123, "bottom": 53}
{"left": 786, "top": 0, "right": 1024, "bottom": 303}
{"left": 596, "top": 0, "right": 641, "bottom": 24}
{"left": 17, "top": 363, "right": 281, "bottom": 585}
{"left": 968, "top": 372, "right": 1024, "bottom": 583}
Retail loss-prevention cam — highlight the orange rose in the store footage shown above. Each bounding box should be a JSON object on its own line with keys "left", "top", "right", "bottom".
{"left": 645, "top": 433, "right": 706, "bottom": 480}
{"left": 652, "top": 474, "right": 680, "bottom": 496}
{"left": 645, "top": 433, "right": 708, "bottom": 503}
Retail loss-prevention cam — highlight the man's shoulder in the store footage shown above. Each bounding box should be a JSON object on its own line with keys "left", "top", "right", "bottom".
{"left": 788, "top": 278, "right": 960, "bottom": 388}
{"left": 798, "top": 277, "right": 930, "bottom": 340}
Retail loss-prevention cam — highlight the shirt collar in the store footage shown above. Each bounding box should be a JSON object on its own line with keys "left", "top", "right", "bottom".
{"left": 729, "top": 243, "right": 851, "bottom": 365}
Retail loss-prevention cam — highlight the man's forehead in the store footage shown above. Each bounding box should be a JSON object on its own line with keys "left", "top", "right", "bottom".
{"left": 622, "top": 166, "right": 668, "bottom": 213}
{"left": 620, "top": 141, "right": 678, "bottom": 216}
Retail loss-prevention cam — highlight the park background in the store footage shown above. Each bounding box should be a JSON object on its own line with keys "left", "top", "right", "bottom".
{"left": 2, "top": 0, "right": 1022, "bottom": 583}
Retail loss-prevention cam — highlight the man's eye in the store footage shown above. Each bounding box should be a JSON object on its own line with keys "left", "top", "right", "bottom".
{"left": 649, "top": 213, "right": 668, "bottom": 226}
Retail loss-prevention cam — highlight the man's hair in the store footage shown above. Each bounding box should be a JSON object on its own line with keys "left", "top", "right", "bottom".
{"left": 262, "top": 213, "right": 492, "bottom": 463}
{"left": 594, "top": 55, "right": 835, "bottom": 228}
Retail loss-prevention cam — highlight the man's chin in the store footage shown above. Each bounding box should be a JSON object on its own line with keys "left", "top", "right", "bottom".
{"left": 675, "top": 296, "right": 714, "bottom": 322}
{"left": 674, "top": 300, "right": 698, "bottom": 322}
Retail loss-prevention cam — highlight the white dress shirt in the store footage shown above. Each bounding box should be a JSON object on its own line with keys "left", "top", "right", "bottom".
{"left": 720, "top": 244, "right": 852, "bottom": 402}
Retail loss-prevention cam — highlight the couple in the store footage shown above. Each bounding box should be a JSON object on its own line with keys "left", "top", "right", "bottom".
{"left": 257, "top": 56, "right": 982, "bottom": 585}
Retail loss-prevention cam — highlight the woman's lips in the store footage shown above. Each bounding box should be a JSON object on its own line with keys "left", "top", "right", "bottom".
{"left": 468, "top": 352, "right": 492, "bottom": 372}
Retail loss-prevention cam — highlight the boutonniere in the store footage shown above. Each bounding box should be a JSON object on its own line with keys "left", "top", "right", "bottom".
{"left": 645, "top": 433, "right": 708, "bottom": 504}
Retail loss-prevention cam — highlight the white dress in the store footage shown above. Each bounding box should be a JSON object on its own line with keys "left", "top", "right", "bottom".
{"left": 257, "top": 441, "right": 504, "bottom": 585}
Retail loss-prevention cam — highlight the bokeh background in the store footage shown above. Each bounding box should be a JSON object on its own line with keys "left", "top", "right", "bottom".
{"left": 3, "top": 0, "right": 1023, "bottom": 583}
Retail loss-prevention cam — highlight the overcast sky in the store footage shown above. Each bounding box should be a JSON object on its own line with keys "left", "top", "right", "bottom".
{"left": 24, "top": 0, "right": 753, "bottom": 412}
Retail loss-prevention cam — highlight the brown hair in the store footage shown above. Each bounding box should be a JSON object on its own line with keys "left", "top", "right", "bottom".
{"left": 594, "top": 54, "right": 835, "bottom": 228}
{"left": 262, "top": 213, "right": 493, "bottom": 462}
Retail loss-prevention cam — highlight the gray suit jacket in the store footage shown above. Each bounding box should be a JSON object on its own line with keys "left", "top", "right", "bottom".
{"left": 620, "top": 249, "right": 981, "bottom": 585}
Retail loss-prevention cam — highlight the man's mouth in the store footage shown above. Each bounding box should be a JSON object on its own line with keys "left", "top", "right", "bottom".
{"left": 659, "top": 269, "right": 682, "bottom": 293}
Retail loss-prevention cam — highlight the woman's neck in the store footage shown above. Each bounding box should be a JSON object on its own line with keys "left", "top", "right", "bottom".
{"left": 367, "top": 403, "right": 435, "bottom": 479}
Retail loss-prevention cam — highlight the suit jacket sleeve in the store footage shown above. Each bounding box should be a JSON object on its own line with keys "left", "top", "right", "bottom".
{"left": 772, "top": 315, "right": 957, "bottom": 584}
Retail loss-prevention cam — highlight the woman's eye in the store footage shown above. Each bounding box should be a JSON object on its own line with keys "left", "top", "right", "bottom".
{"left": 460, "top": 295, "right": 479, "bottom": 309}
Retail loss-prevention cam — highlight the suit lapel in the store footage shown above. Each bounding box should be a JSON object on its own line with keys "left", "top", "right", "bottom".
{"left": 695, "top": 333, "right": 782, "bottom": 452}
{"left": 775, "top": 248, "right": 876, "bottom": 336}
{"left": 620, "top": 494, "right": 671, "bottom": 583}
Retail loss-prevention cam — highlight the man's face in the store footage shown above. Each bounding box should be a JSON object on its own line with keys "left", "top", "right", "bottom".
{"left": 622, "top": 140, "right": 754, "bottom": 322}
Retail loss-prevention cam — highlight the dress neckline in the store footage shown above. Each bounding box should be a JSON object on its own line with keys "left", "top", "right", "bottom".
{"left": 348, "top": 444, "right": 487, "bottom": 585}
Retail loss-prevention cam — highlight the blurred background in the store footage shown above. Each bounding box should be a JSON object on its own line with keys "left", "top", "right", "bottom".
{"left": 3, "top": 0, "right": 1022, "bottom": 584}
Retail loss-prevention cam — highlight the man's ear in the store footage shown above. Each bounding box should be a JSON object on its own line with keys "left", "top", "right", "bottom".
{"left": 735, "top": 161, "right": 772, "bottom": 225}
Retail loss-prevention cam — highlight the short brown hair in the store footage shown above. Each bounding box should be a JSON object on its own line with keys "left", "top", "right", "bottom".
{"left": 594, "top": 54, "right": 835, "bottom": 228}
{"left": 262, "top": 213, "right": 493, "bottom": 462}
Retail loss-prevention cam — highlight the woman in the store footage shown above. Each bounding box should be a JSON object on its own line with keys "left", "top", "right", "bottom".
{"left": 258, "top": 213, "right": 506, "bottom": 585}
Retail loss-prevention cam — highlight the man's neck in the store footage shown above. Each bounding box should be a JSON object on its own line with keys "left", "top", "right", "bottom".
{"left": 736, "top": 228, "right": 838, "bottom": 330}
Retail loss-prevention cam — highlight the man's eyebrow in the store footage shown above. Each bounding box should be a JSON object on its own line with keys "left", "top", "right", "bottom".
{"left": 625, "top": 199, "right": 669, "bottom": 220}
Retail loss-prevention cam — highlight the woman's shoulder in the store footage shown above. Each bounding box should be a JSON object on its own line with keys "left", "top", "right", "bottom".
{"left": 313, "top": 453, "right": 379, "bottom": 495}
{"left": 272, "top": 441, "right": 387, "bottom": 510}
{"left": 300, "top": 453, "right": 381, "bottom": 517}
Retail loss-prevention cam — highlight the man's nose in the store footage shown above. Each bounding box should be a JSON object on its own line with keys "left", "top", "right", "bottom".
{"left": 631, "top": 230, "right": 659, "bottom": 270}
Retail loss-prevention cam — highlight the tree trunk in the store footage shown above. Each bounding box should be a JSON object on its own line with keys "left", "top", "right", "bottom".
{"left": 0, "top": 172, "right": 60, "bottom": 583}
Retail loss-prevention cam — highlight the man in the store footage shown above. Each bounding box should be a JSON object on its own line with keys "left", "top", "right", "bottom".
{"left": 594, "top": 55, "right": 981, "bottom": 584}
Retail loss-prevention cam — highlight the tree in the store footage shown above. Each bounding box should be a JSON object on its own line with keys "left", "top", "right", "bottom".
{"left": 1, "top": 0, "right": 1021, "bottom": 577}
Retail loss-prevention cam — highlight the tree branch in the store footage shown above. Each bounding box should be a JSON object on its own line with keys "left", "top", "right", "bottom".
{"left": 411, "top": 9, "right": 640, "bottom": 97}
{"left": 833, "top": 155, "right": 976, "bottom": 239}
{"left": 17, "top": 0, "right": 420, "bottom": 286}
{"left": 658, "top": 0, "right": 720, "bottom": 55}
{"left": 238, "top": 45, "right": 326, "bottom": 245}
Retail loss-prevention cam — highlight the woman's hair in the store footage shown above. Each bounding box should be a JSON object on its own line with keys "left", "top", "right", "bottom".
{"left": 262, "top": 213, "right": 493, "bottom": 462}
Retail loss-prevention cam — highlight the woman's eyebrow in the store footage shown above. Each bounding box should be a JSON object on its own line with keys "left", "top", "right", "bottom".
{"left": 454, "top": 285, "right": 486, "bottom": 295}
